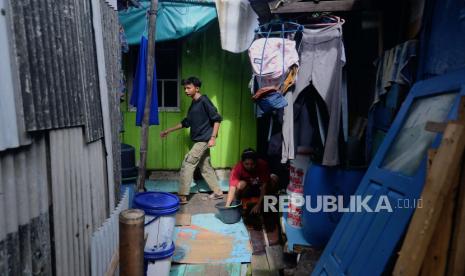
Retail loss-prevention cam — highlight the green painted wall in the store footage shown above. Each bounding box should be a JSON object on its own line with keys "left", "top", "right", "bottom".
{"left": 122, "top": 23, "right": 256, "bottom": 169}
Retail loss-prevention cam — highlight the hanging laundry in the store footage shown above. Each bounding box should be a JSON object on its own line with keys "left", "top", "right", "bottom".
{"left": 372, "top": 40, "right": 418, "bottom": 107}
{"left": 248, "top": 37, "right": 299, "bottom": 116}
{"left": 248, "top": 38, "right": 299, "bottom": 81}
{"left": 282, "top": 86, "right": 325, "bottom": 163}
{"left": 282, "top": 22, "right": 346, "bottom": 165}
{"left": 130, "top": 35, "right": 159, "bottom": 126}
{"left": 366, "top": 40, "right": 418, "bottom": 159}
{"left": 216, "top": 0, "right": 259, "bottom": 53}
{"left": 281, "top": 91, "right": 294, "bottom": 162}
{"left": 282, "top": 65, "right": 299, "bottom": 93}
{"left": 252, "top": 85, "right": 279, "bottom": 100}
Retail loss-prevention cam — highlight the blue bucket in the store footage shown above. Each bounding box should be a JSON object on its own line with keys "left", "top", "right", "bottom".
{"left": 302, "top": 164, "right": 366, "bottom": 247}
{"left": 133, "top": 192, "right": 180, "bottom": 261}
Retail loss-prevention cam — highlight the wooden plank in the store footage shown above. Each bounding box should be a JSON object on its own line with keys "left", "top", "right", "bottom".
{"left": 264, "top": 224, "right": 280, "bottom": 246}
{"left": 265, "top": 245, "right": 285, "bottom": 271}
{"left": 425, "top": 121, "right": 447, "bottom": 133}
{"left": 271, "top": 0, "right": 364, "bottom": 13}
{"left": 252, "top": 254, "right": 277, "bottom": 276}
{"left": 393, "top": 122, "right": 465, "bottom": 276}
{"left": 447, "top": 162, "right": 465, "bottom": 276}
{"left": 420, "top": 167, "right": 459, "bottom": 276}
{"left": 262, "top": 222, "right": 284, "bottom": 271}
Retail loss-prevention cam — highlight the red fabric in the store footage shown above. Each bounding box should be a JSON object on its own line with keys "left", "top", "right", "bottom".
{"left": 229, "top": 159, "right": 271, "bottom": 188}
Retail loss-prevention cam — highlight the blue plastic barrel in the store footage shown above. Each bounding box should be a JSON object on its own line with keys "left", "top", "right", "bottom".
{"left": 302, "top": 164, "right": 366, "bottom": 247}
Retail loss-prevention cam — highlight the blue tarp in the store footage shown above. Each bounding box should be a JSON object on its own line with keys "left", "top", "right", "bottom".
{"left": 119, "top": 1, "right": 217, "bottom": 45}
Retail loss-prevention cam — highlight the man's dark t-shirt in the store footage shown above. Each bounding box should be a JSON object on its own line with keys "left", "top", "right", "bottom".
{"left": 181, "top": 95, "right": 222, "bottom": 142}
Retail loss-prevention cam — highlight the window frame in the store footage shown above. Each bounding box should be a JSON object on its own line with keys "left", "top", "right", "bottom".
{"left": 126, "top": 40, "right": 181, "bottom": 113}
{"left": 156, "top": 40, "right": 181, "bottom": 112}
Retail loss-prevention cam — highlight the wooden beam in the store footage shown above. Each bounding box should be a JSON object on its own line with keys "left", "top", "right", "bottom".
{"left": 425, "top": 121, "right": 447, "bottom": 133}
{"left": 271, "top": 0, "right": 364, "bottom": 14}
{"left": 393, "top": 122, "right": 465, "bottom": 276}
{"left": 447, "top": 161, "right": 465, "bottom": 275}
{"left": 252, "top": 254, "right": 275, "bottom": 276}
{"left": 420, "top": 165, "right": 459, "bottom": 276}
{"left": 137, "top": 0, "right": 159, "bottom": 192}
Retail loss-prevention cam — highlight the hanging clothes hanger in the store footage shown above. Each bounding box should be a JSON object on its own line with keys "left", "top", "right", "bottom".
{"left": 302, "top": 13, "right": 345, "bottom": 28}
{"left": 254, "top": 20, "right": 304, "bottom": 38}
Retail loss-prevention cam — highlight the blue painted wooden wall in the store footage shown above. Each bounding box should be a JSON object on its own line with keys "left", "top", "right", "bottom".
{"left": 418, "top": 0, "right": 465, "bottom": 79}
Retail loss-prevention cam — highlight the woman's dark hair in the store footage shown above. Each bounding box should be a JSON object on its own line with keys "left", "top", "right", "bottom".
{"left": 241, "top": 148, "right": 257, "bottom": 162}
{"left": 181, "top": 76, "right": 202, "bottom": 88}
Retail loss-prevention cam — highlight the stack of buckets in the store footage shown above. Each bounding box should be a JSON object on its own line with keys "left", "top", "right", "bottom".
{"left": 287, "top": 147, "right": 311, "bottom": 228}
{"left": 133, "top": 192, "right": 180, "bottom": 276}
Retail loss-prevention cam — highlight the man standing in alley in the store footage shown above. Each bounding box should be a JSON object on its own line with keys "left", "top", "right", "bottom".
{"left": 160, "top": 76, "right": 224, "bottom": 204}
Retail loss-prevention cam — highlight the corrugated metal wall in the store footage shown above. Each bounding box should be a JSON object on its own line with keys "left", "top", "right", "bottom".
{"left": 0, "top": 129, "right": 111, "bottom": 276}
{"left": 0, "top": 0, "right": 30, "bottom": 151}
{"left": 122, "top": 22, "right": 257, "bottom": 169}
{"left": 1, "top": 0, "right": 123, "bottom": 275}
{"left": 49, "top": 128, "right": 109, "bottom": 276}
{"left": 100, "top": 0, "right": 123, "bottom": 197}
{"left": 8, "top": 0, "right": 104, "bottom": 142}
{"left": 91, "top": 189, "right": 129, "bottom": 276}
{"left": 0, "top": 135, "right": 52, "bottom": 275}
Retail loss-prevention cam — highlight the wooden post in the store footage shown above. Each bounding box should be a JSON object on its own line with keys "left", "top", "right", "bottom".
{"left": 136, "top": 0, "right": 159, "bottom": 192}
{"left": 420, "top": 167, "right": 459, "bottom": 276}
{"left": 393, "top": 122, "right": 465, "bottom": 276}
{"left": 119, "top": 209, "right": 145, "bottom": 276}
